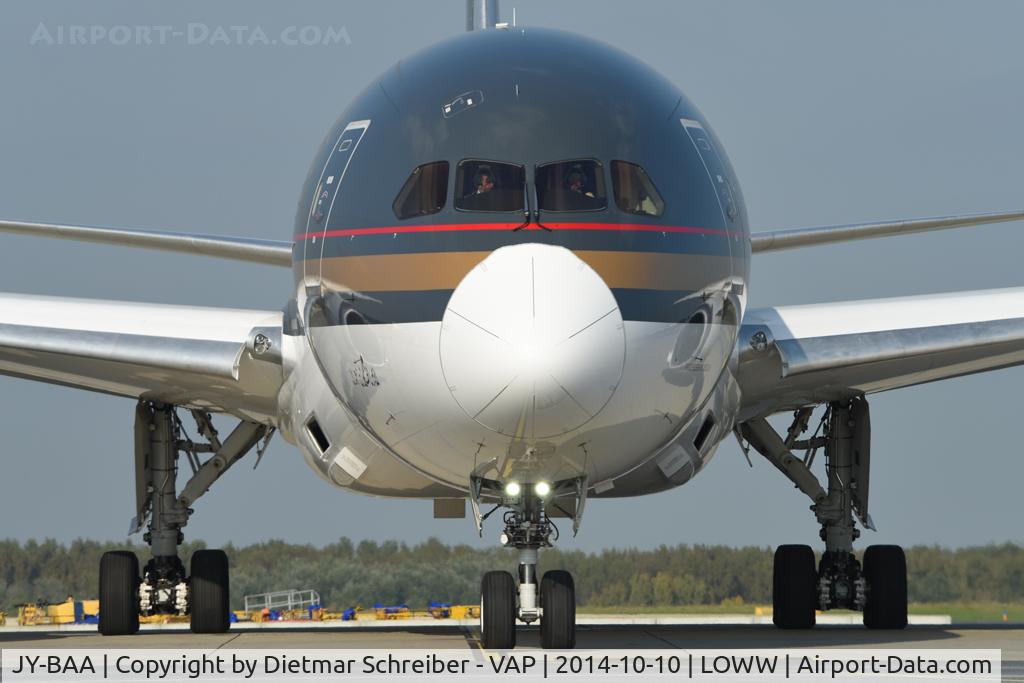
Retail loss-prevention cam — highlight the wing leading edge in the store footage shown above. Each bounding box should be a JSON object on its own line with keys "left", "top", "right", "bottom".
{"left": 0, "top": 293, "right": 285, "bottom": 424}
{"left": 0, "top": 220, "right": 293, "bottom": 266}
{"left": 750, "top": 210, "right": 1024, "bottom": 253}
{"left": 737, "top": 287, "right": 1024, "bottom": 420}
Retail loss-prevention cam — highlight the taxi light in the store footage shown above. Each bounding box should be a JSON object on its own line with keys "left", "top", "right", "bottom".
{"left": 535, "top": 481, "right": 551, "bottom": 497}
{"left": 505, "top": 482, "right": 521, "bottom": 497}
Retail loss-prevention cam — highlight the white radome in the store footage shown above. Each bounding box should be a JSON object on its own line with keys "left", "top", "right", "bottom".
{"left": 439, "top": 243, "right": 625, "bottom": 439}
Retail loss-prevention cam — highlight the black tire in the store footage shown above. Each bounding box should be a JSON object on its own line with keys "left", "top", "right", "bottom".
{"left": 480, "top": 570, "right": 516, "bottom": 649}
{"left": 540, "top": 570, "right": 576, "bottom": 649}
{"left": 99, "top": 550, "right": 140, "bottom": 635}
{"left": 190, "top": 549, "right": 230, "bottom": 634}
{"left": 773, "top": 544, "right": 817, "bottom": 629}
{"left": 863, "top": 545, "right": 908, "bottom": 629}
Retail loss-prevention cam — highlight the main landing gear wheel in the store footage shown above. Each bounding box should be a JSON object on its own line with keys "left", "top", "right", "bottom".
{"left": 773, "top": 544, "right": 817, "bottom": 629}
{"left": 540, "top": 570, "right": 576, "bottom": 649}
{"left": 190, "top": 549, "right": 230, "bottom": 634}
{"left": 480, "top": 570, "right": 517, "bottom": 649}
{"left": 862, "top": 545, "right": 907, "bottom": 629}
{"left": 98, "top": 551, "right": 140, "bottom": 636}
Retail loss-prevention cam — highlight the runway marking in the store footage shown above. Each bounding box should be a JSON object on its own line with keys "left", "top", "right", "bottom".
{"left": 215, "top": 633, "right": 242, "bottom": 650}
{"left": 460, "top": 625, "right": 487, "bottom": 659}
{"left": 1003, "top": 660, "right": 1024, "bottom": 682}
{"left": 643, "top": 629, "right": 680, "bottom": 648}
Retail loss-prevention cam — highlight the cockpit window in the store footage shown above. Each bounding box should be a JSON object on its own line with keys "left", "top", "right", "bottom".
{"left": 393, "top": 161, "right": 449, "bottom": 220}
{"left": 536, "top": 159, "right": 607, "bottom": 212}
{"left": 454, "top": 160, "right": 525, "bottom": 212}
{"left": 611, "top": 161, "right": 665, "bottom": 217}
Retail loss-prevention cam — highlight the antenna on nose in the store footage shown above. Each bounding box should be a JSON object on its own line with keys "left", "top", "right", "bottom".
{"left": 466, "top": 0, "right": 501, "bottom": 31}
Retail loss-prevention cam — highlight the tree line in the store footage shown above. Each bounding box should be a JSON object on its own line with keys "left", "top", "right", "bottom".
{"left": 1, "top": 538, "right": 1022, "bottom": 612}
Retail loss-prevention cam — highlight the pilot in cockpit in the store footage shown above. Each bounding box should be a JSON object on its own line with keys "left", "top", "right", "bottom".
{"left": 565, "top": 165, "right": 594, "bottom": 198}
{"left": 474, "top": 168, "right": 495, "bottom": 195}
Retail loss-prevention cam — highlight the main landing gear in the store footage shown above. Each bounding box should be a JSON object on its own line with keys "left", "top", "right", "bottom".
{"left": 740, "top": 397, "right": 907, "bottom": 630}
{"left": 472, "top": 477, "right": 583, "bottom": 649}
{"left": 99, "top": 401, "right": 272, "bottom": 635}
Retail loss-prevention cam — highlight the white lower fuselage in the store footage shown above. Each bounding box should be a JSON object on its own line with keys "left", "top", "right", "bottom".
{"left": 277, "top": 243, "right": 744, "bottom": 500}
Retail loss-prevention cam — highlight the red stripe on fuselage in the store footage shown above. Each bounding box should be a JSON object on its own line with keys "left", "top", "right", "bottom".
{"left": 294, "top": 222, "right": 740, "bottom": 242}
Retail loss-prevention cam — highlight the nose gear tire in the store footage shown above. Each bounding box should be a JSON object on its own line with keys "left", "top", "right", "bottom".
{"left": 540, "top": 570, "right": 576, "bottom": 649}
{"left": 480, "top": 570, "right": 517, "bottom": 649}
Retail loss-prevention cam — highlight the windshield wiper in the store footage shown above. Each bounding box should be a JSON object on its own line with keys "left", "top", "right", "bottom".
{"left": 512, "top": 182, "right": 530, "bottom": 231}
{"left": 512, "top": 183, "right": 553, "bottom": 232}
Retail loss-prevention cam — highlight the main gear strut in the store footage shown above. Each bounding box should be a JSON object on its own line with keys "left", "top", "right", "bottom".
{"left": 99, "top": 400, "right": 272, "bottom": 635}
{"left": 738, "top": 396, "right": 906, "bottom": 629}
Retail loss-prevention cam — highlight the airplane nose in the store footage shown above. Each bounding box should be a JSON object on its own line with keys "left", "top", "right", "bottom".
{"left": 440, "top": 243, "right": 625, "bottom": 439}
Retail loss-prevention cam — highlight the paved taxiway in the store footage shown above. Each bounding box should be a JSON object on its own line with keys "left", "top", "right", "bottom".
{"left": 2, "top": 624, "right": 1023, "bottom": 658}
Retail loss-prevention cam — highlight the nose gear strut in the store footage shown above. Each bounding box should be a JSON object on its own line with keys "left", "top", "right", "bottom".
{"left": 471, "top": 475, "right": 584, "bottom": 649}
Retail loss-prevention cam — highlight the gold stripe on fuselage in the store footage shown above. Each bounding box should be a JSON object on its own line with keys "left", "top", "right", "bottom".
{"left": 319, "top": 251, "right": 731, "bottom": 292}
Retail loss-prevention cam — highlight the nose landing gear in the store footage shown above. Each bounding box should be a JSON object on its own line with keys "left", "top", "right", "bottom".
{"left": 473, "top": 477, "right": 583, "bottom": 649}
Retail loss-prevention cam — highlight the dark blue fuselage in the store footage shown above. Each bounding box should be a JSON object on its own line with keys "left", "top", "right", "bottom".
{"left": 292, "top": 27, "right": 750, "bottom": 326}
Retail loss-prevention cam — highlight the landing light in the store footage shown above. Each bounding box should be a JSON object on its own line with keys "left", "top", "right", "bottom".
{"left": 504, "top": 481, "right": 521, "bottom": 497}
{"left": 535, "top": 481, "right": 551, "bottom": 497}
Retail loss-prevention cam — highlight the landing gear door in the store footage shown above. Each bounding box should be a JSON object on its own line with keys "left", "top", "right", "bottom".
{"left": 850, "top": 397, "right": 873, "bottom": 530}
{"left": 301, "top": 119, "right": 371, "bottom": 287}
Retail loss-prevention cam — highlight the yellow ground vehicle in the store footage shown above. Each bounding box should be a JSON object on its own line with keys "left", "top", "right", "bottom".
{"left": 450, "top": 605, "right": 480, "bottom": 619}
{"left": 18, "top": 599, "right": 99, "bottom": 626}
{"left": 374, "top": 605, "right": 410, "bottom": 620}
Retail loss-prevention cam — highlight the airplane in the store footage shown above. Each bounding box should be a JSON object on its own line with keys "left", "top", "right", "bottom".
{"left": 1, "top": 0, "right": 1023, "bottom": 649}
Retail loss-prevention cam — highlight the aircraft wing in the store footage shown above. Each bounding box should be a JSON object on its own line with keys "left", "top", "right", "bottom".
{"left": 0, "top": 293, "right": 284, "bottom": 424}
{"left": 0, "top": 219, "right": 293, "bottom": 266}
{"left": 736, "top": 287, "right": 1024, "bottom": 420}
{"left": 750, "top": 210, "right": 1024, "bottom": 253}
